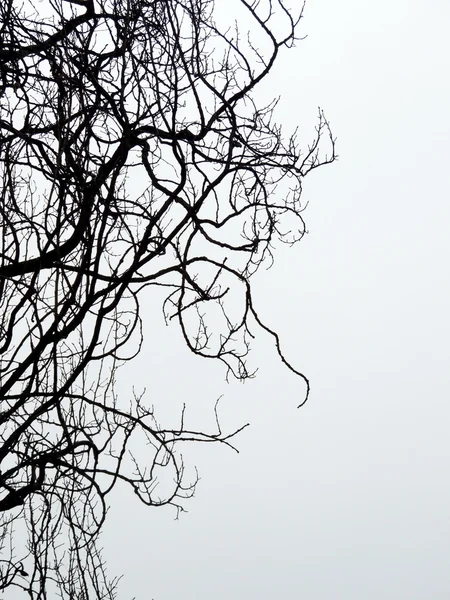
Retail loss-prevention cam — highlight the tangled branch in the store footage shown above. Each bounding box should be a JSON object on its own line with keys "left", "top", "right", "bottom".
{"left": 0, "top": 0, "right": 335, "bottom": 596}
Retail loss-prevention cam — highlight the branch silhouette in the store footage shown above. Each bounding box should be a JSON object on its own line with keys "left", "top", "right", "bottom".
{"left": 0, "top": 0, "right": 335, "bottom": 596}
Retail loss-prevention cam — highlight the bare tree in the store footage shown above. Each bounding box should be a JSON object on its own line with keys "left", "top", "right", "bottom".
{"left": 0, "top": 0, "right": 335, "bottom": 596}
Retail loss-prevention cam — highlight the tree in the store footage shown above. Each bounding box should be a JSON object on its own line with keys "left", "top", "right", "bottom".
{"left": 0, "top": 0, "right": 335, "bottom": 596}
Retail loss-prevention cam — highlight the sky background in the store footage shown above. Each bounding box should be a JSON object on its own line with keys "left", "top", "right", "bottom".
{"left": 101, "top": 1, "right": 450, "bottom": 598}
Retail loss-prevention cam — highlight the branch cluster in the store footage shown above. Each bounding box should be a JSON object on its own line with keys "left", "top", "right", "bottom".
{"left": 0, "top": 0, "right": 335, "bottom": 596}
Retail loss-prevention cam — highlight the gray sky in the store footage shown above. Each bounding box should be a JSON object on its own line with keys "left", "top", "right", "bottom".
{"left": 102, "top": 1, "right": 450, "bottom": 598}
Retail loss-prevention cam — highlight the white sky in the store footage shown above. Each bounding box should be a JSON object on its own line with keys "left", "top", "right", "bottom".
{"left": 101, "top": 1, "right": 450, "bottom": 598}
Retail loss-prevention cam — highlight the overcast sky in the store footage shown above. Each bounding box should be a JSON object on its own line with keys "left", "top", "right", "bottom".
{"left": 101, "top": 1, "right": 450, "bottom": 598}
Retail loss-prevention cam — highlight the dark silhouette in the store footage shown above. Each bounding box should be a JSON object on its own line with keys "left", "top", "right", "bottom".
{"left": 0, "top": 0, "right": 335, "bottom": 596}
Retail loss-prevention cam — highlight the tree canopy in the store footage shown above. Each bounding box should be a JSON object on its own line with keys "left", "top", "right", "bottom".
{"left": 0, "top": 0, "right": 335, "bottom": 596}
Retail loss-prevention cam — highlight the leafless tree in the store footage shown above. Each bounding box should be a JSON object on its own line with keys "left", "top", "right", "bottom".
{"left": 0, "top": 0, "right": 335, "bottom": 596}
